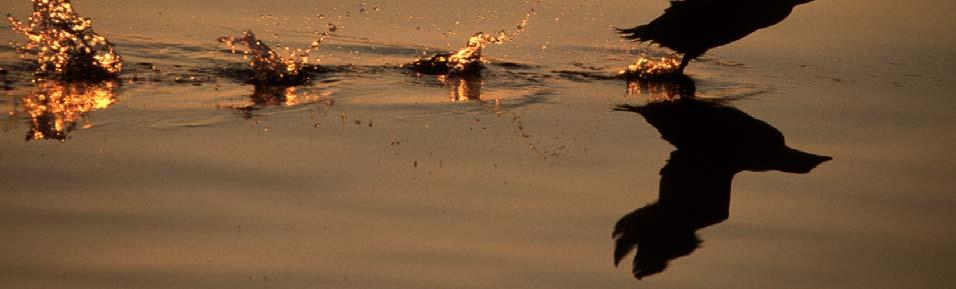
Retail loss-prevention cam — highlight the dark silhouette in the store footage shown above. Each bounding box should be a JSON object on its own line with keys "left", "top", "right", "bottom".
{"left": 618, "top": 0, "right": 814, "bottom": 72}
{"left": 611, "top": 87, "right": 830, "bottom": 279}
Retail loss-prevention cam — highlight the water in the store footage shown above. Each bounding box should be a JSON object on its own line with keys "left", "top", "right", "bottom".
{"left": 2, "top": 0, "right": 955, "bottom": 288}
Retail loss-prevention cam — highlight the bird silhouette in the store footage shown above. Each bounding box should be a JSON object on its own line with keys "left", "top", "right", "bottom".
{"left": 611, "top": 89, "right": 830, "bottom": 279}
{"left": 618, "top": 0, "right": 814, "bottom": 73}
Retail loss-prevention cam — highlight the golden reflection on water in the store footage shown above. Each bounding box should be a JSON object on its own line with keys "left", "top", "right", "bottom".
{"left": 625, "top": 75, "right": 696, "bottom": 101}
{"left": 7, "top": 0, "right": 122, "bottom": 80}
{"left": 21, "top": 81, "right": 117, "bottom": 141}
{"left": 226, "top": 85, "right": 334, "bottom": 118}
{"left": 250, "top": 85, "right": 298, "bottom": 107}
{"left": 438, "top": 75, "right": 482, "bottom": 102}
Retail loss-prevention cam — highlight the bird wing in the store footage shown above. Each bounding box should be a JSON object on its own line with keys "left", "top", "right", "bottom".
{"left": 612, "top": 150, "right": 734, "bottom": 279}
{"left": 620, "top": 0, "right": 798, "bottom": 55}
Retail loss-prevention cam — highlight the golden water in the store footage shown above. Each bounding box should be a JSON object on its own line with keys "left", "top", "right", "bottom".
{"left": 1, "top": 0, "right": 955, "bottom": 289}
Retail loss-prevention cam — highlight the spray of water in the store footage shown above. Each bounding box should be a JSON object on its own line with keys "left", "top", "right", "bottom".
{"left": 7, "top": 0, "right": 122, "bottom": 81}
{"left": 407, "top": 0, "right": 541, "bottom": 75}
{"left": 218, "top": 23, "right": 337, "bottom": 85}
{"left": 619, "top": 54, "right": 682, "bottom": 79}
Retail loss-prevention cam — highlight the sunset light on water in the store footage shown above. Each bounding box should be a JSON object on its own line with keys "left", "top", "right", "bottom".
{"left": 2, "top": 0, "right": 955, "bottom": 288}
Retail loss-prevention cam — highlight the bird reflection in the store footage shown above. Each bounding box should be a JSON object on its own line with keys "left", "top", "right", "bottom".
{"left": 21, "top": 81, "right": 117, "bottom": 141}
{"left": 626, "top": 74, "right": 696, "bottom": 99}
{"left": 611, "top": 78, "right": 830, "bottom": 280}
{"left": 439, "top": 74, "right": 483, "bottom": 102}
{"left": 618, "top": 0, "right": 814, "bottom": 72}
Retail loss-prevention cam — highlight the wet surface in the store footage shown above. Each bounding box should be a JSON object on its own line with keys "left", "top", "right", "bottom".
{"left": 2, "top": 0, "right": 956, "bottom": 289}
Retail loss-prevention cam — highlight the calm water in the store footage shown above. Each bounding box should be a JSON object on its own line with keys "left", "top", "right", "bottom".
{"left": 1, "top": 0, "right": 955, "bottom": 288}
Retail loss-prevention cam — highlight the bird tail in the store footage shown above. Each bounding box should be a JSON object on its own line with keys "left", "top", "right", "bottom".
{"left": 617, "top": 25, "right": 652, "bottom": 42}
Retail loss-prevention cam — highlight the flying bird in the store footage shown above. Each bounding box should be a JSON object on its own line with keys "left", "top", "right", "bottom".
{"left": 618, "top": 0, "right": 814, "bottom": 73}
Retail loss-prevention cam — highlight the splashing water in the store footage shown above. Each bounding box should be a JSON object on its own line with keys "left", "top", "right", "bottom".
{"left": 619, "top": 54, "right": 682, "bottom": 79}
{"left": 21, "top": 81, "right": 117, "bottom": 141}
{"left": 407, "top": 1, "right": 540, "bottom": 75}
{"left": 7, "top": 0, "right": 122, "bottom": 81}
{"left": 218, "top": 23, "right": 336, "bottom": 85}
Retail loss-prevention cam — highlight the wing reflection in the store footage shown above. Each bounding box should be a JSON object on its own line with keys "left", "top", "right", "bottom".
{"left": 21, "top": 81, "right": 117, "bottom": 141}
{"left": 612, "top": 78, "right": 830, "bottom": 280}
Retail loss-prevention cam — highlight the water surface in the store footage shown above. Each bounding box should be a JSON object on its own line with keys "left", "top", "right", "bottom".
{"left": 2, "top": 0, "right": 955, "bottom": 288}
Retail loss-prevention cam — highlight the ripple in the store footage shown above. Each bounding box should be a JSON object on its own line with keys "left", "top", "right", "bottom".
{"left": 146, "top": 114, "right": 234, "bottom": 130}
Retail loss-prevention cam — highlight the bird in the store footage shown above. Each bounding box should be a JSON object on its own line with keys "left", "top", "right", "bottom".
{"left": 618, "top": 0, "right": 815, "bottom": 73}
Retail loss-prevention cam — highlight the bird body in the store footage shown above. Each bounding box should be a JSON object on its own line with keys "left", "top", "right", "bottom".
{"left": 619, "top": 0, "right": 814, "bottom": 72}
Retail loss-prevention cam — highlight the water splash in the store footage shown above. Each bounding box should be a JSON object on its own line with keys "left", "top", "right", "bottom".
{"left": 406, "top": 1, "right": 540, "bottom": 75}
{"left": 619, "top": 54, "right": 682, "bottom": 79}
{"left": 218, "top": 23, "right": 336, "bottom": 85}
{"left": 6, "top": 0, "right": 122, "bottom": 81}
{"left": 21, "top": 81, "right": 117, "bottom": 141}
